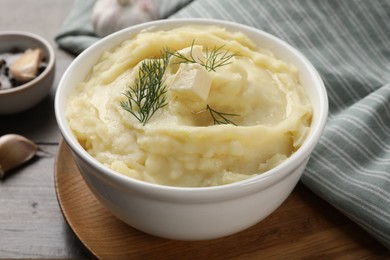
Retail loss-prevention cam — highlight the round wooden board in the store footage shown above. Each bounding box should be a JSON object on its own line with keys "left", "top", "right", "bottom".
{"left": 54, "top": 140, "right": 388, "bottom": 259}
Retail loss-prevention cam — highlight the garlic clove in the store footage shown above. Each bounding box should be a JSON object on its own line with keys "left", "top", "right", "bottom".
{"left": 0, "top": 134, "right": 38, "bottom": 178}
{"left": 10, "top": 48, "right": 42, "bottom": 83}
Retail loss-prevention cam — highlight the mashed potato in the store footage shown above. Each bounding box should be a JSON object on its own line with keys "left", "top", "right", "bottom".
{"left": 66, "top": 26, "right": 312, "bottom": 187}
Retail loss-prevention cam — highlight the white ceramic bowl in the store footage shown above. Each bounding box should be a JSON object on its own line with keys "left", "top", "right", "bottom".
{"left": 0, "top": 31, "right": 55, "bottom": 114}
{"left": 55, "top": 19, "right": 328, "bottom": 241}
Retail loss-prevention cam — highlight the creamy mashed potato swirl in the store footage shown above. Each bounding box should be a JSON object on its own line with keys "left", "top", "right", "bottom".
{"left": 66, "top": 26, "right": 312, "bottom": 187}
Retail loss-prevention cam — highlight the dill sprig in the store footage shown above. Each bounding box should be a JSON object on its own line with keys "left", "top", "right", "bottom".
{"left": 202, "top": 45, "right": 237, "bottom": 72}
{"left": 120, "top": 52, "right": 170, "bottom": 125}
{"left": 169, "top": 41, "right": 237, "bottom": 72}
{"left": 121, "top": 42, "right": 239, "bottom": 125}
{"left": 206, "top": 105, "right": 239, "bottom": 126}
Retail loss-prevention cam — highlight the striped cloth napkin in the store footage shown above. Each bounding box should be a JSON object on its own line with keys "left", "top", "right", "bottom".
{"left": 55, "top": 0, "right": 390, "bottom": 249}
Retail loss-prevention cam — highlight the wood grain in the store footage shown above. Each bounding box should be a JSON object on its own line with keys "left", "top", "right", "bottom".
{"left": 55, "top": 141, "right": 389, "bottom": 259}
{"left": 0, "top": 1, "right": 90, "bottom": 258}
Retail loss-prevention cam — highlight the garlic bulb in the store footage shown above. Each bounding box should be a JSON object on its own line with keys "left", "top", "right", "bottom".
{"left": 0, "top": 134, "right": 38, "bottom": 178}
{"left": 92, "top": 0, "right": 158, "bottom": 37}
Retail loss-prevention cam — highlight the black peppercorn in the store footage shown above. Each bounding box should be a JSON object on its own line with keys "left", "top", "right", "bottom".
{"left": 38, "top": 65, "right": 46, "bottom": 74}
{"left": 10, "top": 78, "right": 17, "bottom": 87}
{"left": 0, "top": 59, "right": 5, "bottom": 69}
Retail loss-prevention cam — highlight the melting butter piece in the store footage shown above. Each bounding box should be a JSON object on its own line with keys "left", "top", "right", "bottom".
{"left": 170, "top": 63, "right": 211, "bottom": 102}
{"left": 10, "top": 48, "right": 42, "bottom": 82}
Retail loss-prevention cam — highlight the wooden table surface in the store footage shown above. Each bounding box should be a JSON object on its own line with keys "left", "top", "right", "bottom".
{"left": 0, "top": 1, "right": 388, "bottom": 259}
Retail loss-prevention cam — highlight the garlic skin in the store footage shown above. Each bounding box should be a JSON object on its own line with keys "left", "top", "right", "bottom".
{"left": 0, "top": 134, "right": 38, "bottom": 178}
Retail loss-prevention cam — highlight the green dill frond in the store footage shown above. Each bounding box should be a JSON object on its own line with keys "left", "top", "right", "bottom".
{"left": 121, "top": 42, "right": 239, "bottom": 125}
{"left": 168, "top": 40, "right": 237, "bottom": 72}
{"left": 206, "top": 105, "right": 239, "bottom": 126}
{"left": 120, "top": 52, "right": 170, "bottom": 125}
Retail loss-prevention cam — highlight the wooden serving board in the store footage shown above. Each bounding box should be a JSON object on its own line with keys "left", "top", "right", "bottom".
{"left": 54, "top": 140, "right": 388, "bottom": 259}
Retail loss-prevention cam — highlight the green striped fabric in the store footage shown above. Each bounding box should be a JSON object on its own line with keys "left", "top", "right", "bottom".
{"left": 55, "top": 0, "right": 390, "bottom": 249}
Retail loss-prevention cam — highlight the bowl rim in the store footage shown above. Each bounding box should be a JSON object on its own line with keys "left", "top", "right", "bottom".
{"left": 0, "top": 31, "right": 55, "bottom": 95}
{"left": 55, "top": 18, "right": 328, "bottom": 197}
